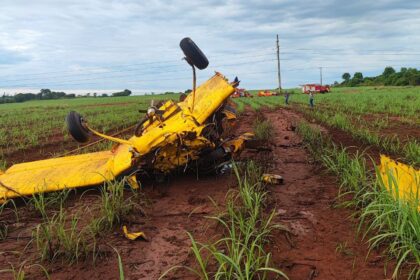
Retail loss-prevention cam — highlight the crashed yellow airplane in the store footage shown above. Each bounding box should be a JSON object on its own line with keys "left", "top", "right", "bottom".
{"left": 0, "top": 38, "right": 253, "bottom": 203}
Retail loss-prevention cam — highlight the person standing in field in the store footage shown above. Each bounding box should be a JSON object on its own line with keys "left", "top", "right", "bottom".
{"left": 309, "top": 91, "right": 314, "bottom": 108}
{"left": 284, "top": 91, "right": 290, "bottom": 105}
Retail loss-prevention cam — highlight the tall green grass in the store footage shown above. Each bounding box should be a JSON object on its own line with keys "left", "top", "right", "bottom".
{"left": 0, "top": 203, "right": 8, "bottom": 241}
{"left": 32, "top": 206, "right": 99, "bottom": 263}
{"left": 31, "top": 179, "right": 136, "bottom": 264}
{"left": 297, "top": 106, "right": 420, "bottom": 167}
{"left": 29, "top": 189, "right": 72, "bottom": 219}
{"left": 233, "top": 87, "right": 419, "bottom": 167}
{"left": 161, "top": 161, "right": 288, "bottom": 280}
{"left": 96, "top": 179, "right": 135, "bottom": 231}
{"left": 359, "top": 170, "right": 419, "bottom": 279}
{"left": 253, "top": 116, "right": 274, "bottom": 141}
{"left": 296, "top": 121, "right": 420, "bottom": 279}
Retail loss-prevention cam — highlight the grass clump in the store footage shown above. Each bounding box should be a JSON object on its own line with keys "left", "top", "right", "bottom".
{"left": 403, "top": 139, "right": 420, "bottom": 167}
{"left": 0, "top": 203, "right": 9, "bottom": 240}
{"left": 96, "top": 179, "right": 136, "bottom": 232}
{"left": 31, "top": 179, "right": 136, "bottom": 264}
{"left": 0, "top": 261, "right": 50, "bottom": 280}
{"left": 0, "top": 157, "right": 6, "bottom": 171}
{"left": 161, "top": 161, "right": 287, "bottom": 279}
{"left": 0, "top": 200, "right": 20, "bottom": 240}
{"left": 33, "top": 206, "right": 99, "bottom": 264}
{"left": 253, "top": 116, "right": 274, "bottom": 141}
{"left": 29, "top": 189, "right": 72, "bottom": 219}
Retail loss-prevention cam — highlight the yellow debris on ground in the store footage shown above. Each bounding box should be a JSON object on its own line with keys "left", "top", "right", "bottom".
{"left": 379, "top": 155, "right": 419, "bottom": 208}
{"left": 262, "top": 173, "right": 284, "bottom": 185}
{"left": 122, "top": 225, "right": 147, "bottom": 241}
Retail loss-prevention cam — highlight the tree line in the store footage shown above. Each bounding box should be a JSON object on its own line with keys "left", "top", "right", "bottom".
{"left": 0, "top": 88, "right": 132, "bottom": 104}
{"left": 339, "top": 67, "right": 420, "bottom": 87}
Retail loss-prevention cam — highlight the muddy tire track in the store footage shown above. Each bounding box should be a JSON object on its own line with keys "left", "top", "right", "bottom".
{"left": 262, "top": 108, "right": 393, "bottom": 280}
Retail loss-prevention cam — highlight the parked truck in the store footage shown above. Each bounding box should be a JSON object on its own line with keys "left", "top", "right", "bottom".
{"left": 301, "top": 84, "right": 330, "bottom": 94}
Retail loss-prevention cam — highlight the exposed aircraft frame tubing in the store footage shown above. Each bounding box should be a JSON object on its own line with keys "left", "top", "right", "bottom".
{"left": 86, "top": 125, "right": 132, "bottom": 145}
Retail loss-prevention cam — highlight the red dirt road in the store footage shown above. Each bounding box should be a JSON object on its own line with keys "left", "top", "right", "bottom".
{"left": 261, "top": 108, "right": 392, "bottom": 279}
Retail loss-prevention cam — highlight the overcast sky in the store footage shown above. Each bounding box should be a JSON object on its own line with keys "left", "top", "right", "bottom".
{"left": 0, "top": 0, "right": 419, "bottom": 94}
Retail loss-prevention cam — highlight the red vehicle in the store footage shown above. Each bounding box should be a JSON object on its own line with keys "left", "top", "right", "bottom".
{"left": 302, "top": 84, "right": 330, "bottom": 94}
{"left": 232, "top": 88, "right": 253, "bottom": 98}
{"left": 258, "top": 90, "right": 278, "bottom": 97}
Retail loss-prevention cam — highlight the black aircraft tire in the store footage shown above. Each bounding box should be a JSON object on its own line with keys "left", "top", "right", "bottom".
{"left": 180, "top": 37, "right": 209, "bottom": 70}
{"left": 66, "top": 111, "right": 90, "bottom": 143}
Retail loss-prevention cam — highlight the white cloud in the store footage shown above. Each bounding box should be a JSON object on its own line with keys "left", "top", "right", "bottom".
{"left": 0, "top": 0, "right": 419, "bottom": 92}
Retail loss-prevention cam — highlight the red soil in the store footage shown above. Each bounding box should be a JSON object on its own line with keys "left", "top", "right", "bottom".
{"left": 261, "top": 108, "right": 393, "bottom": 279}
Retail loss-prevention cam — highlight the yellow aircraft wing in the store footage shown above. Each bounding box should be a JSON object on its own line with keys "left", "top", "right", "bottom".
{"left": 0, "top": 144, "right": 133, "bottom": 203}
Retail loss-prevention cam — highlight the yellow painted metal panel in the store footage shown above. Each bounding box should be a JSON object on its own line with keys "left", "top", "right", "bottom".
{"left": 379, "top": 155, "right": 419, "bottom": 209}
{"left": 182, "top": 72, "right": 234, "bottom": 124}
{"left": 0, "top": 144, "right": 133, "bottom": 202}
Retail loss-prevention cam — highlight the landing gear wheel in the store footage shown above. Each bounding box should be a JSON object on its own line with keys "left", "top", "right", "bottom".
{"left": 180, "top": 37, "right": 209, "bottom": 70}
{"left": 66, "top": 111, "right": 91, "bottom": 143}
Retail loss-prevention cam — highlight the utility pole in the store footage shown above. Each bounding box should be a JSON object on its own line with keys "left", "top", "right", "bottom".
{"left": 276, "top": 34, "right": 282, "bottom": 93}
{"left": 319, "top": 67, "right": 323, "bottom": 85}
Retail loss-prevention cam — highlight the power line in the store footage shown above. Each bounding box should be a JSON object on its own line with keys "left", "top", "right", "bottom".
{"left": 0, "top": 52, "right": 277, "bottom": 84}
{"left": 4, "top": 46, "right": 418, "bottom": 82}
{"left": 281, "top": 47, "right": 420, "bottom": 54}
{"left": 0, "top": 48, "right": 275, "bottom": 79}
{"left": 1, "top": 69, "right": 279, "bottom": 91}
{"left": 2, "top": 44, "right": 419, "bottom": 90}
{"left": 1, "top": 58, "right": 278, "bottom": 88}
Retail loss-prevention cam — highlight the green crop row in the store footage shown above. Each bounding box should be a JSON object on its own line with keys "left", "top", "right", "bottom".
{"left": 0, "top": 95, "right": 178, "bottom": 156}
{"left": 296, "top": 122, "right": 420, "bottom": 279}
{"left": 236, "top": 86, "right": 420, "bottom": 118}
{"left": 233, "top": 87, "right": 419, "bottom": 166}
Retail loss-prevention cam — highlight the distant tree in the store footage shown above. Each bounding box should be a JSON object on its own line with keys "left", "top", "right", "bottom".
{"left": 353, "top": 72, "right": 363, "bottom": 80}
{"left": 93, "top": 92, "right": 97, "bottom": 98}
{"left": 112, "top": 89, "right": 132, "bottom": 97}
{"left": 38, "top": 88, "right": 52, "bottom": 99}
{"left": 101, "top": 93, "right": 108, "bottom": 97}
{"left": 342, "top": 73, "right": 351, "bottom": 82}
{"left": 184, "top": 89, "right": 192, "bottom": 94}
{"left": 350, "top": 72, "right": 364, "bottom": 86}
{"left": 338, "top": 67, "right": 420, "bottom": 87}
{"left": 383, "top": 66, "right": 396, "bottom": 77}
{"left": 406, "top": 68, "right": 420, "bottom": 86}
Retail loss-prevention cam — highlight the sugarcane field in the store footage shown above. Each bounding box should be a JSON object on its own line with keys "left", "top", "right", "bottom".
{"left": 0, "top": 1, "right": 419, "bottom": 280}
